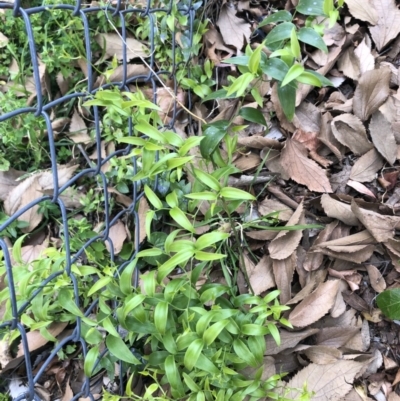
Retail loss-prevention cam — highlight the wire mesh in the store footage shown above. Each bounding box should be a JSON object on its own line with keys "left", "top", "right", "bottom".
{"left": 0, "top": 1, "right": 198, "bottom": 399}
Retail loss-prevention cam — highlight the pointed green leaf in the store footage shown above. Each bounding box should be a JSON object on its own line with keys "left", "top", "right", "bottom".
{"left": 261, "top": 58, "right": 289, "bottom": 81}
{"left": 259, "top": 10, "right": 293, "bottom": 27}
{"left": 219, "top": 187, "right": 256, "bottom": 200}
{"left": 277, "top": 82, "right": 296, "bottom": 121}
{"left": 154, "top": 301, "right": 168, "bottom": 335}
{"left": 184, "top": 338, "right": 204, "bottom": 370}
{"left": 106, "top": 334, "right": 141, "bottom": 365}
{"left": 203, "top": 319, "right": 229, "bottom": 345}
{"left": 144, "top": 185, "right": 163, "bottom": 209}
{"left": 239, "top": 108, "right": 267, "bottom": 126}
{"left": 296, "top": 0, "right": 324, "bottom": 15}
{"left": 193, "top": 168, "right": 221, "bottom": 191}
{"left": 84, "top": 346, "right": 99, "bottom": 377}
{"left": 158, "top": 250, "right": 194, "bottom": 282}
{"left": 265, "top": 22, "right": 296, "bottom": 45}
{"left": 297, "top": 27, "right": 328, "bottom": 53}
{"left": 281, "top": 64, "right": 304, "bottom": 87}
{"left": 169, "top": 207, "right": 195, "bottom": 233}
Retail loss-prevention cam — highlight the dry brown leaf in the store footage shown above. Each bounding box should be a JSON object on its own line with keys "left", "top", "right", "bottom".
{"left": 369, "top": 111, "right": 397, "bottom": 165}
{"left": 369, "top": 0, "right": 400, "bottom": 51}
{"left": 216, "top": 3, "right": 251, "bottom": 51}
{"left": 268, "top": 202, "right": 304, "bottom": 260}
{"left": 203, "top": 23, "right": 234, "bottom": 65}
{"left": 136, "top": 196, "right": 149, "bottom": 245}
{"left": 0, "top": 169, "right": 24, "bottom": 201}
{"left": 236, "top": 136, "right": 282, "bottom": 150}
{"left": 293, "top": 102, "right": 321, "bottom": 133}
{"left": 349, "top": 148, "right": 384, "bottom": 182}
{"left": 304, "top": 222, "right": 338, "bottom": 271}
{"left": 105, "top": 220, "right": 127, "bottom": 255}
{"left": 258, "top": 198, "right": 293, "bottom": 221}
{"left": 61, "top": 381, "right": 74, "bottom": 401}
{"left": 354, "top": 35, "right": 375, "bottom": 75}
{"left": 331, "top": 282, "right": 347, "bottom": 317}
{"left": 347, "top": 180, "right": 376, "bottom": 199}
{"left": 69, "top": 109, "right": 92, "bottom": 144}
{"left": 265, "top": 328, "right": 319, "bottom": 355}
{"left": 319, "top": 112, "right": 344, "bottom": 160}
{"left": 248, "top": 255, "right": 276, "bottom": 295}
{"left": 95, "top": 33, "right": 148, "bottom": 61}
{"left": 280, "top": 138, "right": 332, "bottom": 193}
{"left": 353, "top": 68, "right": 391, "bottom": 121}
{"left": 331, "top": 114, "right": 373, "bottom": 155}
{"left": 351, "top": 201, "right": 400, "bottom": 242}
{"left": 94, "top": 64, "right": 150, "bottom": 88}
{"left": 317, "top": 326, "right": 360, "bottom": 347}
{"left": 233, "top": 153, "right": 261, "bottom": 171}
{"left": 262, "top": 148, "right": 290, "bottom": 180}
{"left": 337, "top": 47, "right": 361, "bottom": 80}
{"left": 328, "top": 268, "right": 362, "bottom": 291}
{"left": 16, "top": 322, "right": 67, "bottom": 358}
{"left": 245, "top": 230, "right": 277, "bottom": 241}
{"left": 288, "top": 280, "right": 340, "bottom": 327}
{"left": 345, "top": 0, "right": 379, "bottom": 24}
{"left": 273, "top": 254, "right": 296, "bottom": 304}
{"left": 366, "top": 264, "right": 386, "bottom": 293}
{"left": 302, "top": 345, "right": 342, "bottom": 364}
{"left": 282, "top": 360, "right": 364, "bottom": 401}
{"left": 320, "top": 194, "right": 359, "bottom": 226}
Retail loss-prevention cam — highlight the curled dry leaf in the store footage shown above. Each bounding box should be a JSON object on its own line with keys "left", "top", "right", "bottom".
{"left": 320, "top": 194, "right": 359, "bottom": 226}
{"left": 273, "top": 254, "right": 297, "bottom": 304}
{"left": 248, "top": 255, "right": 276, "bottom": 295}
{"left": 331, "top": 114, "right": 373, "bottom": 155}
{"left": 366, "top": 264, "right": 386, "bottom": 293}
{"left": 293, "top": 102, "right": 321, "bottom": 133}
{"left": 351, "top": 201, "right": 400, "bottom": 242}
{"left": 135, "top": 196, "right": 150, "bottom": 245}
{"left": 105, "top": 220, "right": 127, "bottom": 255}
{"left": 268, "top": 202, "right": 304, "bottom": 260}
{"left": 288, "top": 279, "right": 340, "bottom": 327}
{"left": 353, "top": 68, "right": 391, "bottom": 121}
{"left": 95, "top": 33, "right": 148, "bottom": 61}
{"left": 94, "top": 64, "right": 150, "bottom": 88}
{"left": 236, "top": 136, "right": 282, "bottom": 150}
{"left": 350, "top": 149, "right": 384, "bottom": 182}
{"left": 280, "top": 138, "right": 333, "bottom": 193}
{"left": 282, "top": 360, "right": 364, "bottom": 401}
{"left": 369, "top": 0, "right": 400, "bottom": 51}
{"left": 301, "top": 345, "right": 343, "bottom": 364}
{"left": 369, "top": 111, "right": 397, "bottom": 165}
{"left": 354, "top": 35, "right": 375, "bottom": 75}
{"left": 0, "top": 169, "right": 24, "bottom": 201}
{"left": 345, "top": 0, "right": 379, "bottom": 24}
{"left": 4, "top": 165, "right": 79, "bottom": 232}
{"left": 216, "top": 3, "right": 251, "bottom": 51}
{"left": 265, "top": 328, "right": 319, "bottom": 356}
{"left": 69, "top": 109, "right": 92, "bottom": 144}
{"left": 338, "top": 47, "right": 361, "bottom": 80}
{"left": 258, "top": 197, "right": 293, "bottom": 221}
{"left": 347, "top": 180, "right": 376, "bottom": 199}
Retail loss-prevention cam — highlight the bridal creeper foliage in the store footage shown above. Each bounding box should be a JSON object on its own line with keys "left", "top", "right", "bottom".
{"left": 0, "top": 0, "right": 344, "bottom": 399}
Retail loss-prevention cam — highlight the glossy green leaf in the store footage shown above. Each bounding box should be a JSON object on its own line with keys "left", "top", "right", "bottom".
{"left": 241, "top": 324, "right": 270, "bottom": 336}
{"left": 377, "top": 289, "right": 400, "bottom": 320}
{"left": 220, "top": 187, "right": 256, "bottom": 200}
{"left": 239, "top": 108, "right": 267, "bottom": 126}
{"left": 261, "top": 58, "right": 289, "bottom": 81}
{"left": 179, "top": 136, "right": 204, "bottom": 157}
{"left": 157, "top": 250, "right": 194, "bottom": 282}
{"left": 195, "top": 232, "right": 230, "bottom": 250}
{"left": 281, "top": 64, "right": 304, "bottom": 87}
{"left": 249, "top": 45, "right": 263, "bottom": 74}
{"left": 169, "top": 207, "right": 195, "bottom": 233}
{"left": 267, "top": 323, "right": 281, "bottom": 345}
{"left": 154, "top": 301, "right": 168, "bottom": 335}
{"left": 184, "top": 338, "right": 204, "bottom": 370}
{"left": 296, "top": 71, "right": 322, "bottom": 87}
{"left": 203, "top": 319, "right": 229, "bottom": 345}
{"left": 290, "top": 27, "right": 301, "bottom": 59}
{"left": 297, "top": 27, "right": 328, "bottom": 53}
{"left": 200, "top": 120, "right": 229, "bottom": 159}
{"left": 183, "top": 373, "right": 201, "bottom": 392}
{"left": 122, "top": 294, "right": 146, "bottom": 318}
{"left": 226, "top": 72, "right": 255, "bottom": 97}
{"left": 166, "top": 191, "right": 178, "bottom": 208}
{"left": 102, "top": 316, "right": 120, "bottom": 337}
{"left": 185, "top": 192, "right": 218, "bottom": 201}
{"left": 194, "top": 353, "right": 220, "bottom": 375}
{"left": 144, "top": 185, "right": 163, "bottom": 209}
{"left": 223, "top": 56, "right": 251, "bottom": 66}
{"left": 84, "top": 346, "right": 99, "bottom": 377}
{"left": 259, "top": 10, "right": 293, "bottom": 27}
{"left": 202, "top": 89, "right": 237, "bottom": 102}
{"left": 136, "top": 248, "right": 163, "bottom": 258}
{"left": 120, "top": 259, "right": 138, "bottom": 296}
{"left": 88, "top": 276, "right": 112, "bottom": 296}
{"left": 296, "top": 0, "right": 324, "bottom": 15}
{"left": 106, "top": 335, "right": 141, "bottom": 365}
{"left": 306, "top": 70, "right": 334, "bottom": 86}
{"left": 194, "top": 251, "right": 226, "bottom": 261}
{"left": 277, "top": 82, "right": 296, "bottom": 121}
{"left": 141, "top": 270, "right": 156, "bottom": 297}
{"left": 135, "top": 119, "right": 166, "bottom": 143}
{"left": 58, "top": 289, "right": 84, "bottom": 317}
{"left": 193, "top": 168, "right": 221, "bottom": 191}
{"left": 233, "top": 338, "right": 259, "bottom": 367}
{"left": 265, "top": 22, "right": 296, "bottom": 45}
{"left": 165, "top": 355, "right": 184, "bottom": 396}
{"left": 247, "top": 335, "right": 266, "bottom": 365}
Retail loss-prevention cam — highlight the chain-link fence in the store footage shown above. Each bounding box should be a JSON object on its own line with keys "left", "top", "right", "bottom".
{"left": 0, "top": 1, "right": 199, "bottom": 399}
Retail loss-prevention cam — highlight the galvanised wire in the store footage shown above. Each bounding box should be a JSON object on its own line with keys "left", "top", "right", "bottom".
{"left": 0, "top": 1, "right": 197, "bottom": 399}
